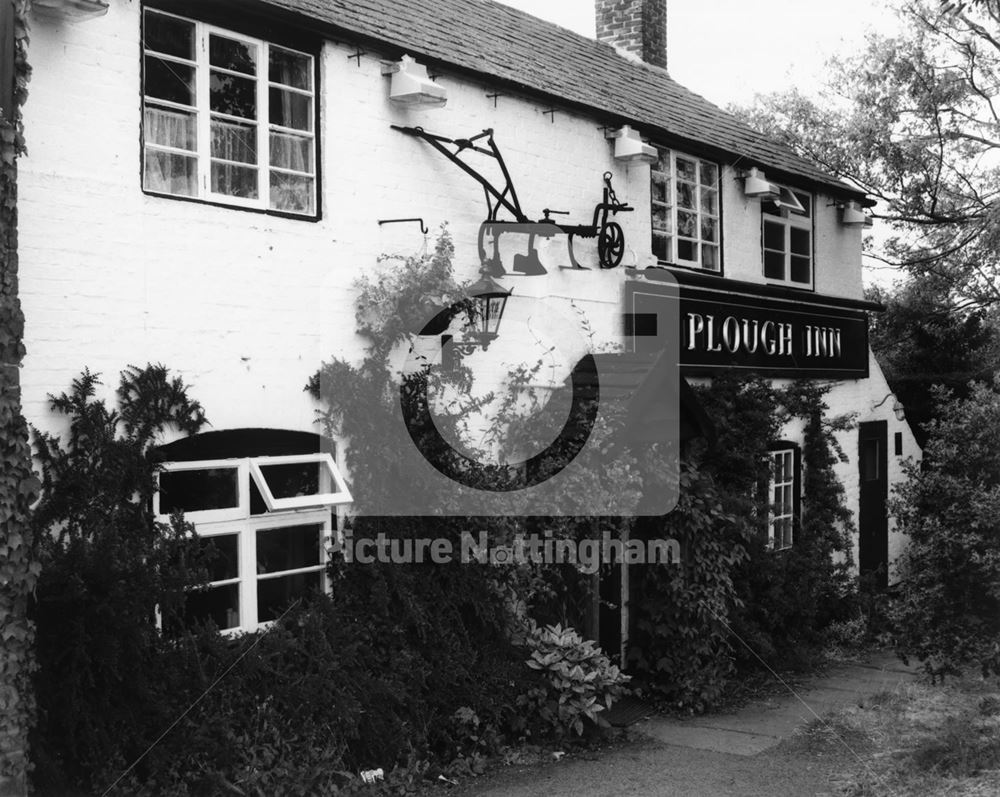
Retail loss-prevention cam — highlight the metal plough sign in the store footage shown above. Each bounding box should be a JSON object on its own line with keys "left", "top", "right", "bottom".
{"left": 392, "top": 125, "right": 633, "bottom": 275}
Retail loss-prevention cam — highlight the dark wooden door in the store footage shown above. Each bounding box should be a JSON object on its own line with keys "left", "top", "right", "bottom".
{"left": 858, "top": 420, "right": 889, "bottom": 588}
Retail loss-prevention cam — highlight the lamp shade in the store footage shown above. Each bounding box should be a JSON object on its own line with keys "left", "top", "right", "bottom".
{"left": 385, "top": 55, "right": 447, "bottom": 108}
{"left": 742, "top": 168, "right": 779, "bottom": 199}
{"left": 840, "top": 200, "right": 868, "bottom": 225}
{"left": 610, "top": 125, "right": 657, "bottom": 163}
{"left": 32, "top": 0, "right": 109, "bottom": 19}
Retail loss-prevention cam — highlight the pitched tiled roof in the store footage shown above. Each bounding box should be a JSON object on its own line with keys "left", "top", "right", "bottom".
{"left": 257, "top": 0, "right": 862, "bottom": 198}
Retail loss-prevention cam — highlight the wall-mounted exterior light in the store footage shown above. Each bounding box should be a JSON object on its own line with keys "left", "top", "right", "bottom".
{"left": 383, "top": 55, "right": 447, "bottom": 108}
{"left": 464, "top": 270, "right": 512, "bottom": 345}
{"left": 741, "top": 167, "right": 780, "bottom": 199}
{"left": 440, "top": 269, "right": 512, "bottom": 367}
{"left": 873, "top": 392, "right": 906, "bottom": 421}
{"left": 608, "top": 125, "right": 657, "bottom": 163}
{"left": 840, "top": 200, "right": 868, "bottom": 226}
{"left": 32, "top": 0, "right": 109, "bottom": 20}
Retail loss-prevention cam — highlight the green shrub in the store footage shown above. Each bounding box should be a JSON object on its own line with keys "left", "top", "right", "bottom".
{"left": 891, "top": 380, "right": 1000, "bottom": 680}
{"left": 29, "top": 366, "right": 210, "bottom": 792}
{"left": 518, "top": 623, "right": 629, "bottom": 737}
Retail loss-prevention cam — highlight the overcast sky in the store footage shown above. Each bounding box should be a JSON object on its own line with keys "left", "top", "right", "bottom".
{"left": 496, "top": 0, "right": 901, "bottom": 109}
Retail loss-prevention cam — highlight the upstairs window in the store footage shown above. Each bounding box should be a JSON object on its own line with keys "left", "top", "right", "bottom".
{"left": 155, "top": 454, "right": 351, "bottom": 633}
{"left": 768, "top": 447, "right": 799, "bottom": 551}
{"left": 651, "top": 147, "right": 720, "bottom": 271}
{"left": 762, "top": 186, "right": 812, "bottom": 287}
{"left": 142, "top": 8, "right": 318, "bottom": 217}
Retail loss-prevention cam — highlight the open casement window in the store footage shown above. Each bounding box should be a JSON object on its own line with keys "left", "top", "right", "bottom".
{"left": 249, "top": 453, "right": 351, "bottom": 511}
{"left": 762, "top": 185, "right": 812, "bottom": 288}
{"left": 142, "top": 8, "right": 318, "bottom": 216}
{"left": 155, "top": 454, "right": 351, "bottom": 633}
{"left": 767, "top": 446, "right": 801, "bottom": 551}
{"left": 650, "top": 147, "right": 721, "bottom": 271}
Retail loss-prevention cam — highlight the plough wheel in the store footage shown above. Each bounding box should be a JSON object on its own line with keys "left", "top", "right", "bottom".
{"left": 598, "top": 221, "right": 624, "bottom": 268}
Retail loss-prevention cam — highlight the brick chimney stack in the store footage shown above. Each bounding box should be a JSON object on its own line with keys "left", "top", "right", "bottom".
{"left": 595, "top": 0, "right": 667, "bottom": 70}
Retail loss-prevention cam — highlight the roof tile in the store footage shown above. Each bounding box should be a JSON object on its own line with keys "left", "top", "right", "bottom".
{"left": 259, "top": 0, "right": 860, "bottom": 196}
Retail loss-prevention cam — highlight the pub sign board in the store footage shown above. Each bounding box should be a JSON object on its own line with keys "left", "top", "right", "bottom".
{"left": 624, "top": 278, "right": 871, "bottom": 380}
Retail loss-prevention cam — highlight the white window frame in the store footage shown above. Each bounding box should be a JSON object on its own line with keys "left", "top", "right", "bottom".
{"left": 155, "top": 454, "right": 351, "bottom": 633}
{"left": 762, "top": 184, "right": 813, "bottom": 288}
{"left": 141, "top": 8, "right": 318, "bottom": 216}
{"left": 768, "top": 448, "right": 797, "bottom": 551}
{"left": 250, "top": 453, "right": 353, "bottom": 511}
{"left": 651, "top": 147, "right": 721, "bottom": 271}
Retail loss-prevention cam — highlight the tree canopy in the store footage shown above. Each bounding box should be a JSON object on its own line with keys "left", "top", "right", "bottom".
{"left": 735, "top": 0, "right": 1000, "bottom": 311}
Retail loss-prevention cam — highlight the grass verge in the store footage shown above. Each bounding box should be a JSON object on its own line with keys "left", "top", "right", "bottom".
{"left": 783, "top": 675, "right": 1000, "bottom": 796}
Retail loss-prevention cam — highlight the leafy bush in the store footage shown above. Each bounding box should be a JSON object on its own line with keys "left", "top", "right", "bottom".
{"left": 29, "top": 366, "right": 210, "bottom": 792}
{"left": 28, "top": 366, "right": 531, "bottom": 795}
{"left": 891, "top": 380, "right": 1000, "bottom": 680}
{"left": 628, "top": 463, "right": 743, "bottom": 712}
{"left": 518, "top": 623, "right": 629, "bottom": 737}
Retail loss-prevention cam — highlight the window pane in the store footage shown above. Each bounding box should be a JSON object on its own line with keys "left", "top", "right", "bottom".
{"left": 654, "top": 148, "right": 670, "bottom": 174}
{"left": 269, "top": 87, "right": 312, "bottom": 131}
{"left": 764, "top": 250, "right": 785, "bottom": 280}
{"left": 790, "top": 256, "right": 811, "bottom": 284}
{"left": 269, "top": 132, "right": 314, "bottom": 173}
{"left": 677, "top": 210, "right": 696, "bottom": 238}
{"left": 184, "top": 583, "right": 240, "bottom": 630}
{"left": 651, "top": 205, "right": 669, "bottom": 232}
{"left": 676, "top": 157, "right": 696, "bottom": 181}
{"left": 700, "top": 187, "right": 717, "bottom": 215}
{"left": 270, "top": 172, "right": 315, "bottom": 214}
{"left": 258, "top": 462, "right": 320, "bottom": 500}
{"left": 676, "top": 181, "right": 694, "bottom": 210}
{"left": 761, "top": 200, "right": 781, "bottom": 217}
{"left": 790, "top": 227, "right": 810, "bottom": 256}
{"left": 793, "top": 191, "right": 811, "bottom": 217}
{"left": 145, "top": 107, "right": 196, "bottom": 151}
{"left": 144, "top": 12, "right": 195, "bottom": 60}
{"left": 258, "top": 571, "right": 322, "bottom": 622}
{"left": 763, "top": 221, "right": 785, "bottom": 251}
{"left": 269, "top": 48, "right": 312, "bottom": 90}
{"left": 701, "top": 244, "right": 719, "bottom": 270}
{"left": 145, "top": 56, "right": 195, "bottom": 105}
{"left": 256, "top": 524, "right": 321, "bottom": 574}
{"left": 699, "top": 162, "right": 718, "bottom": 185}
{"left": 652, "top": 232, "right": 669, "bottom": 261}
{"left": 144, "top": 150, "right": 197, "bottom": 196}
{"left": 700, "top": 216, "right": 717, "bottom": 243}
{"left": 650, "top": 173, "right": 668, "bottom": 204}
{"left": 203, "top": 533, "right": 239, "bottom": 582}
{"left": 211, "top": 72, "right": 257, "bottom": 119}
{"left": 212, "top": 120, "right": 258, "bottom": 164}
{"left": 211, "top": 162, "right": 259, "bottom": 198}
{"left": 677, "top": 239, "right": 695, "bottom": 261}
{"left": 160, "top": 467, "right": 238, "bottom": 513}
{"left": 209, "top": 35, "right": 257, "bottom": 75}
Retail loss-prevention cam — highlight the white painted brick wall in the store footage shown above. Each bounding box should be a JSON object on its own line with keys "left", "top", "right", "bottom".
{"left": 18, "top": 4, "right": 914, "bottom": 575}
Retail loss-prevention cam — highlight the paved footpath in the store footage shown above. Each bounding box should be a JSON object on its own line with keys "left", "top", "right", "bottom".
{"left": 459, "top": 653, "right": 919, "bottom": 797}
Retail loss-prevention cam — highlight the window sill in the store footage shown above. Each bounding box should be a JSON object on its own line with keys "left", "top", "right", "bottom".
{"left": 142, "top": 188, "right": 321, "bottom": 223}
{"left": 655, "top": 259, "right": 724, "bottom": 277}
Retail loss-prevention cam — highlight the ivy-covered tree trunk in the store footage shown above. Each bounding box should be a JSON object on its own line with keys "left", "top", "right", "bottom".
{"left": 0, "top": 4, "right": 36, "bottom": 796}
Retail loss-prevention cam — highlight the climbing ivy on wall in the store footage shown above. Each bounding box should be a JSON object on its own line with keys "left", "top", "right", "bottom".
{"left": 0, "top": 2, "right": 37, "bottom": 792}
